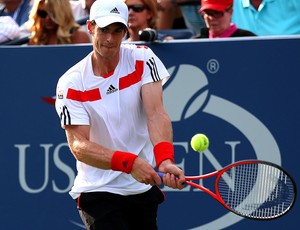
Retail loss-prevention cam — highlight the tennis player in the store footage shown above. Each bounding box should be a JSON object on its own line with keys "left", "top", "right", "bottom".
{"left": 55, "top": 0, "right": 185, "bottom": 229}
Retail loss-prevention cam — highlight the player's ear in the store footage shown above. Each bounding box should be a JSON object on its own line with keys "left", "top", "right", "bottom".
{"left": 87, "top": 20, "right": 95, "bottom": 34}
{"left": 124, "top": 27, "right": 128, "bottom": 37}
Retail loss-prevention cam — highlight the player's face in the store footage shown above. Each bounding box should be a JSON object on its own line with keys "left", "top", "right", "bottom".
{"left": 90, "top": 22, "right": 127, "bottom": 59}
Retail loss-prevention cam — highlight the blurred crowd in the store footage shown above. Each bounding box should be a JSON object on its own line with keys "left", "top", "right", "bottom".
{"left": 0, "top": 0, "right": 300, "bottom": 44}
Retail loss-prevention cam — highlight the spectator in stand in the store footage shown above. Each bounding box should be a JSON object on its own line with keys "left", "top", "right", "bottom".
{"left": 176, "top": 0, "right": 205, "bottom": 34}
{"left": 69, "top": 0, "right": 96, "bottom": 41}
{"left": 232, "top": 0, "right": 300, "bottom": 36}
{"left": 27, "top": 0, "right": 90, "bottom": 45}
{"left": 125, "top": 0, "right": 173, "bottom": 41}
{"left": 0, "top": 0, "right": 32, "bottom": 26}
{"left": 69, "top": 0, "right": 95, "bottom": 20}
{"left": 195, "top": 0, "right": 256, "bottom": 38}
{"left": 0, "top": 15, "right": 20, "bottom": 43}
{"left": 156, "top": 0, "right": 186, "bottom": 30}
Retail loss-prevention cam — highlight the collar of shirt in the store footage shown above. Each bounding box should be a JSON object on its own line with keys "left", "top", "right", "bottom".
{"left": 209, "top": 23, "right": 238, "bottom": 38}
{"left": 241, "top": 0, "right": 275, "bottom": 9}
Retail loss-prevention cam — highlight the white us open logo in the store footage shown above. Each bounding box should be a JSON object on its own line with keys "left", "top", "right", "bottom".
{"left": 162, "top": 64, "right": 281, "bottom": 230}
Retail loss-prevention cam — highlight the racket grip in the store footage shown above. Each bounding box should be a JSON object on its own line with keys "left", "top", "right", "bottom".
{"left": 157, "top": 172, "right": 184, "bottom": 185}
{"left": 157, "top": 172, "right": 165, "bottom": 179}
{"left": 158, "top": 172, "right": 180, "bottom": 179}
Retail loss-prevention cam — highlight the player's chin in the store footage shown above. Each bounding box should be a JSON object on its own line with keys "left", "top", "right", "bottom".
{"left": 102, "top": 44, "right": 116, "bottom": 50}
{"left": 100, "top": 47, "right": 118, "bottom": 58}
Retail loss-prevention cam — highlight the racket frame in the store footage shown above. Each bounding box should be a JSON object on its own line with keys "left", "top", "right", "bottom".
{"left": 163, "top": 160, "right": 297, "bottom": 220}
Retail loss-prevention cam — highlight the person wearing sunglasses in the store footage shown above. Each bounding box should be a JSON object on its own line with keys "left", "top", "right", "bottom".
{"left": 125, "top": 0, "right": 173, "bottom": 41}
{"left": 195, "top": 0, "right": 256, "bottom": 38}
{"left": 27, "top": 0, "right": 90, "bottom": 45}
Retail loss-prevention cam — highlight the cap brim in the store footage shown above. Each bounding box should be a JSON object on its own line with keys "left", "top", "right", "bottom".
{"left": 94, "top": 16, "right": 128, "bottom": 28}
{"left": 199, "top": 4, "right": 228, "bottom": 13}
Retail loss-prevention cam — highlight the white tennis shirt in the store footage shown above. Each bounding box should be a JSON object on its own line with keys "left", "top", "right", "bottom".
{"left": 55, "top": 43, "right": 170, "bottom": 198}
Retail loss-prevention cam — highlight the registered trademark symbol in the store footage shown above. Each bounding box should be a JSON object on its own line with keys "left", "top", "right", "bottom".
{"left": 207, "top": 59, "right": 220, "bottom": 74}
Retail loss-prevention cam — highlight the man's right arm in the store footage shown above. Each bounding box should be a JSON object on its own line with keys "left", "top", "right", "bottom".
{"left": 65, "top": 125, "right": 113, "bottom": 169}
{"left": 65, "top": 124, "right": 161, "bottom": 185}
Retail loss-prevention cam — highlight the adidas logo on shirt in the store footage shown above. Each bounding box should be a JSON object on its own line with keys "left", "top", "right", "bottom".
{"left": 106, "top": 85, "right": 118, "bottom": 95}
{"left": 110, "top": 7, "right": 120, "bottom": 14}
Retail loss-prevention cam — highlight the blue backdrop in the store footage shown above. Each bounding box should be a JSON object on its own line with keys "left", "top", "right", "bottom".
{"left": 0, "top": 36, "right": 299, "bottom": 229}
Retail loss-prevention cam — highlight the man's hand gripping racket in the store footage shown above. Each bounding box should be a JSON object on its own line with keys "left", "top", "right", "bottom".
{"left": 158, "top": 160, "right": 297, "bottom": 220}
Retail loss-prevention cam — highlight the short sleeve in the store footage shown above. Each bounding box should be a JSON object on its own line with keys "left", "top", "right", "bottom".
{"left": 55, "top": 73, "right": 90, "bottom": 128}
{"left": 139, "top": 46, "right": 170, "bottom": 86}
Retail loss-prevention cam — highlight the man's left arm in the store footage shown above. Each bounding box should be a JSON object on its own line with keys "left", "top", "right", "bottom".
{"left": 142, "top": 81, "right": 185, "bottom": 189}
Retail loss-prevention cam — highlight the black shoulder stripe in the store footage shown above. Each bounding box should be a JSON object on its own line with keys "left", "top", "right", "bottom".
{"left": 60, "top": 105, "right": 71, "bottom": 125}
{"left": 146, "top": 57, "right": 160, "bottom": 82}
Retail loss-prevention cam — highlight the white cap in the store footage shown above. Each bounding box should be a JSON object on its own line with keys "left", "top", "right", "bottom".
{"left": 89, "top": 0, "right": 128, "bottom": 28}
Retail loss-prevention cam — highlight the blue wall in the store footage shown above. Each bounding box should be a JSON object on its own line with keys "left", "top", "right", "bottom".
{"left": 0, "top": 36, "right": 299, "bottom": 229}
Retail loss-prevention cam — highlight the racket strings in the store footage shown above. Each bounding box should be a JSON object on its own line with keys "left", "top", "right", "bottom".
{"left": 217, "top": 163, "right": 295, "bottom": 219}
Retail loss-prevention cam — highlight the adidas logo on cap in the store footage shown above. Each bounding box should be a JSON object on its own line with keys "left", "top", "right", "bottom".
{"left": 89, "top": 0, "right": 128, "bottom": 28}
{"left": 110, "top": 7, "right": 120, "bottom": 14}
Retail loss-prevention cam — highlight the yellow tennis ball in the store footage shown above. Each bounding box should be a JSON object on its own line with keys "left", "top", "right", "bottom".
{"left": 190, "top": 134, "right": 209, "bottom": 152}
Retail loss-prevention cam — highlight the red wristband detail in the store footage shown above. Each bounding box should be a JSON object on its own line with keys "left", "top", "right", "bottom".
{"left": 153, "top": 142, "right": 174, "bottom": 168}
{"left": 111, "top": 151, "right": 138, "bottom": 174}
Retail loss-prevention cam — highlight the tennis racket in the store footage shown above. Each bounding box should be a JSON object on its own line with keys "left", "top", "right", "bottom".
{"left": 158, "top": 160, "right": 297, "bottom": 220}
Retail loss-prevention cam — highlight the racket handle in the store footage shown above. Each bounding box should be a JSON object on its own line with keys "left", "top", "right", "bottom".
{"left": 157, "top": 172, "right": 184, "bottom": 185}
{"left": 158, "top": 172, "right": 180, "bottom": 179}
{"left": 157, "top": 172, "right": 165, "bottom": 179}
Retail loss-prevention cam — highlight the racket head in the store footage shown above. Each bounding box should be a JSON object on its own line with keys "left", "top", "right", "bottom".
{"left": 216, "top": 160, "right": 297, "bottom": 220}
